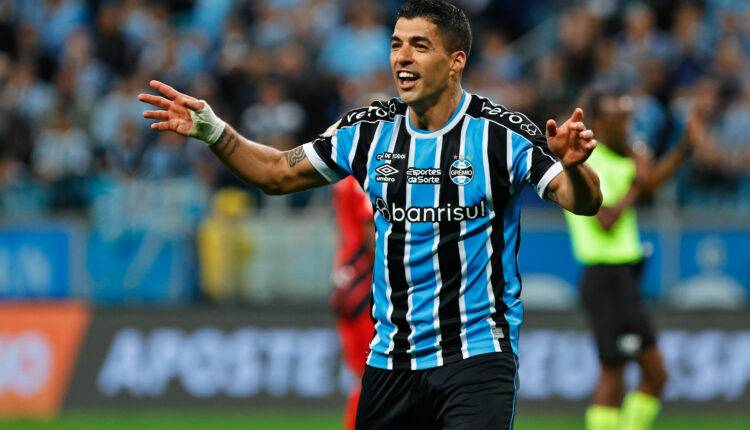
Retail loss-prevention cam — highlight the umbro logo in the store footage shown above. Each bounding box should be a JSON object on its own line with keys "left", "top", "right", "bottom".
{"left": 375, "top": 164, "right": 399, "bottom": 183}
{"left": 375, "top": 164, "right": 399, "bottom": 176}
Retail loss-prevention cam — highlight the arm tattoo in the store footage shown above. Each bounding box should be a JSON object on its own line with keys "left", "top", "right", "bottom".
{"left": 211, "top": 128, "right": 239, "bottom": 158}
{"left": 284, "top": 146, "right": 306, "bottom": 167}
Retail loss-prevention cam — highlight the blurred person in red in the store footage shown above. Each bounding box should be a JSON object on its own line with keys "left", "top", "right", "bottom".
{"left": 331, "top": 175, "right": 375, "bottom": 430}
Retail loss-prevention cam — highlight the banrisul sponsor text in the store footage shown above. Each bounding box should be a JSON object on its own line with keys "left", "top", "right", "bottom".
{"left": 376, "top": 198, "right": 486, "bottom": 223}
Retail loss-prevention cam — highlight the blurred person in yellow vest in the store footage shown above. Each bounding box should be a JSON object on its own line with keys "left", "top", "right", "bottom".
{"left": 198, "top": 187, "right": 254, "bottom": 302}
{"left": 566, "top": 88, "right": 704, "bottom": 430}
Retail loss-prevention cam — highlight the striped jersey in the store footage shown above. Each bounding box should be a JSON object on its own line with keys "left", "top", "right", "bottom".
{"left": 303, "top": 91, "right": 563, "bottom": 370}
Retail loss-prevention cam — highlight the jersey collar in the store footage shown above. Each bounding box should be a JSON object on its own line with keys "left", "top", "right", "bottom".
{"left": 405, "top": 91, "right": 470, "bottom": 139}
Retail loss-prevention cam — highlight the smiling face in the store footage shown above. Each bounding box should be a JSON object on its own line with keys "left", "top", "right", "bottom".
{"left": 390, "top": 17, "right": 465, "bottom": 109}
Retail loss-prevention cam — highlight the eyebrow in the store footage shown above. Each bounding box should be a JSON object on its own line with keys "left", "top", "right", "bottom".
{"left": 390, "top": 35, "right": 433, "bottom": 46}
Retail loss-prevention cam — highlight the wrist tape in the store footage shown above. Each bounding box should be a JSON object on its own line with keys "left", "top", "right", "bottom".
{"left": 189, "top": 101, "right": 226, "bottom": 145}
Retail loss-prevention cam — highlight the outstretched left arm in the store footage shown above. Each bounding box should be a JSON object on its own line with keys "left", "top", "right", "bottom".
{"left": 544, "top": 108, "right": 603, "bottom": 215}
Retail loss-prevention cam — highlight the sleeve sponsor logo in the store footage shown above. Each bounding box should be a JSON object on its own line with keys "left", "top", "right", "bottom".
{"left": 480, "top": 101, "right": 541, "bottom": 136}
{"left": 344, "top": 103, "right": 395, "bottom": 125}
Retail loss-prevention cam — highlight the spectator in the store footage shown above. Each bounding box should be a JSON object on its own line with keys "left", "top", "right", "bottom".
{"left": 240, "top": 79, "right": 305, "bottom": 143}
{"left": 32, "top": 106, "right": 92, "bottom": 209}
{"left": 318, "top": 1, "right": 390, "bottom": 79}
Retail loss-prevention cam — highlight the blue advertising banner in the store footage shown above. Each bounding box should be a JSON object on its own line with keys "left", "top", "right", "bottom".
{"left": 517, "top": 228, "right": 749, "bottom": 304}
{"left": 86, "top": 231, "right": 196, "bottom": 304}
{"left": 84, "top": 177, "right": 208, "bottom": 305}
{"left": 0, "top": 227, "right": 70, "bottom": 298}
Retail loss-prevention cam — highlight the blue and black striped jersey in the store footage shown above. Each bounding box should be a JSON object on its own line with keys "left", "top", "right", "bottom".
{"left": 303, "top": 92, "right": 562, "bottom": 370}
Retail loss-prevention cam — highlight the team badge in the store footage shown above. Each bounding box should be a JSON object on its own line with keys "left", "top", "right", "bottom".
{"left": 449, "top": 159, "right": 474, "bottom": 186}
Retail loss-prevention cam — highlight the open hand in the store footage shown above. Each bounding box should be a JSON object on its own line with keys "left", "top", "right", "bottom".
{"left": 138, "top": 80, "right": 205, "bottom": 135}
{"left": 546, "top": 108, "right": 597, "bottom": 168}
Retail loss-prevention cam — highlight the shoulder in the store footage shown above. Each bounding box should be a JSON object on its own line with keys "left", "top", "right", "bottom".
{"left": 336, "top": 98, "right": 407, "bottom": 130}
{"left": 465, "top": 93, "right": 544, "bottom": 143}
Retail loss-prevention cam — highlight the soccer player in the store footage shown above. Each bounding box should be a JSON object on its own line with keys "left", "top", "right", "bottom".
{"left": 331, "top": 175, "right": 376, "bottom": 430}
{"left": 138, "top": 1, "right": 602, "bottom": 428}
{"left": 564, "top": 90, "right": 700, "bottom": 430}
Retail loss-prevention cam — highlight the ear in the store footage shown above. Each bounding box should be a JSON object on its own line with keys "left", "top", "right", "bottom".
{"left": 450, "top": 51, "right": 467, "bottom": 76}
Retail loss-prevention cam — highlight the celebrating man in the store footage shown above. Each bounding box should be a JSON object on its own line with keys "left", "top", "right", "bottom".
{"left": 139, "top": 1, "right": 602, "bottom": 428}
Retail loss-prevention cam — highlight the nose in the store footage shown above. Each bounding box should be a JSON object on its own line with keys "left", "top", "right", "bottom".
{"left": 394, "top": 45, "right": 413, "bottom": 66}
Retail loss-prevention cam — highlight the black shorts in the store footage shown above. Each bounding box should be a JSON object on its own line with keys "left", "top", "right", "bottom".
{"left": 355, "top": 352, "right": 518, "bottom": 430}
{"left": 580, "top": 261, "right": 657, "bottom": 364}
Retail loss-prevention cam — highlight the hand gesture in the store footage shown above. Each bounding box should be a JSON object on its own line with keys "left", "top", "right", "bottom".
{"left": 546, "top": 108, "right": 597, "bottom": 168}
{"left": 139, "top": 80, "right": 225, "bottom": 144}
{"left": 138, "top": 80, "right": 205, "bottom": 135}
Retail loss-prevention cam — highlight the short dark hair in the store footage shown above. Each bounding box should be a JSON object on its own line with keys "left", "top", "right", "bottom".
{"left": 397, "top": 0, "right": 472, "bottom": 56}
{"left": 580, "top": 86, "right": 632, "bottom": 121}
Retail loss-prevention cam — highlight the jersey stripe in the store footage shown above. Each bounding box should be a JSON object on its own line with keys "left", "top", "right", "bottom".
{"left": 479, "top": 118, "right": 502, "bottom": 353}
{"left": 333, "top": 125, "right": 359, "bottom": 176}
{"left": 351, "top": 122, "right": 377, "bottom": 187}
{"left": 368, "top": 117, "right": 401, "bottom": 369}
{"left": 404, "top": 136, "right": 418, "bottom": 369}
{"left": 500, "top": 131, "right": 531, "bottom": 355}
{"left": 385, "top": 120, "right": 413, "bottom": 370}
{"left": 430, "top": 136, "right": 444, "bottom": 367}
{"left": 501, "top": 193, "right": 524, "bottom": 355}
{"left": 361, "top": 122, "right": 384, "bottom": 192}
{"left": 407, "top": 136, "right": 440, "bottom": 369}
{"left": 460, "top": 117, "right": 498, "bottom": 356}
{"left": 457, "top": 118, "right": 470, "bottom": 359}
{"left": 436, "top": 118, "right": 467, "bottom": 364}
{"left": 486, "top": 123, "right": 512, "bottom": 352}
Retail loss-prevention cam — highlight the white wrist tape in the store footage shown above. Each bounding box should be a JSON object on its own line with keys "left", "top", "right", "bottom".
{"left": 189, "top": 101, "right": 226, "bottom": 145}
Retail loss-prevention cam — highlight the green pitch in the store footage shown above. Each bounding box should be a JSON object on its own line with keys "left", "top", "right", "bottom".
{"left": 0, "top": 411, "right": 747, "bottom": 430}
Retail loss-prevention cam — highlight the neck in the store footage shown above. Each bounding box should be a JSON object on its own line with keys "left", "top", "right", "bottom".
{"left": 408, "top": 82, "right": 464, "bottom": 131}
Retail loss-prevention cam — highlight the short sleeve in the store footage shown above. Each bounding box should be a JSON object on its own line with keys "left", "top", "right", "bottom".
{"left": 509, "top": 131, "right": 563, "bottom": 198}
{"left": 302, "top": 121, "right": 360, "bottom": 184}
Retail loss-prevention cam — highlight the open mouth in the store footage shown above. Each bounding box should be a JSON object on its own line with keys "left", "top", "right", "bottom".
{"left": 397, "top": 70, "right": 420, "bottom": 90}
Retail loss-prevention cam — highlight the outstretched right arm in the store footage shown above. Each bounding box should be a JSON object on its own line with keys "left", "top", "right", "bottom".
{"left": 138, "top": 80, "right": 328, "bottom": 195}
{"left": 207, "top": 124, "right": 328, "bottom": 194}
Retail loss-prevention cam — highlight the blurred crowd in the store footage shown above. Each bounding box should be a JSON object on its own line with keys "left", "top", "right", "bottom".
{"left": 1, "top": 0, "right": 749, "bottom": 216}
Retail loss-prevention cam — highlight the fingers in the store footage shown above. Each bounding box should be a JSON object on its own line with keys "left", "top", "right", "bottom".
{"left": 138, "top": 93, "right": 170, "bottom": 110}
{"left": 582, "top": 139, "right": 597, "bottom": 151}
{"left": 148, "top": 80, "right": 203, "bottom": 111}
{"left": 570, "top": 107, "right": 584, "bottom": 122}
{"left": 150, "top": 80, "right": 180, "bottom": 100}
{"left": 139, "top": 88, "right": 204, "bottom": 116}
{"left": 569, "top": 122, "right": 586, "bottom": 132}
{"left": 143, "top": 110, "right": 169, "bottom": 120}
{"left": 580, "top": 129, "right": 594, "bottom": 140}
{"left": 546, "top": 119, "right": 557, "bottom": 137}
{"left": 150, "top": 121, "right": 172, "bottom": 131}
{"left": 182, "top": 98, "right": 204, "bottom": 111}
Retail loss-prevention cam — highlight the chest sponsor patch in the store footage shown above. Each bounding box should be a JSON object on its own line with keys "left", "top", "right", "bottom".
{"left": 406, "top": 167, "right": 441, "bottom": 184}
